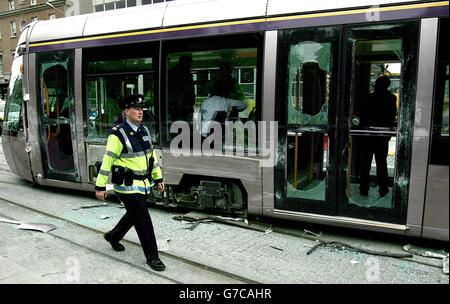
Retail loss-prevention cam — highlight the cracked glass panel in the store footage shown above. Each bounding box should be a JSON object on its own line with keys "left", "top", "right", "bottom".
{"left": 275, "top": 26, "right": 339, "bottom": 213}
{"left": 37, "top": 50, "right": 80, "bottom": 182}
{"left": 343, "top": 22, "right": 419, "bottom": 222}
{"left": 286, "top": 41, "right": 332, "bottom": 202}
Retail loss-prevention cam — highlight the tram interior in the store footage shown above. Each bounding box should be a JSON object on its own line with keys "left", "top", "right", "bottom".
{"left": 167, "top": 48, "right": 258, "bottom": 152}
{"left": 42, "top": 63, "right": 75, "bottom": 173}
{"left": 347, "top": 39, "right": 402, "bottom": 209}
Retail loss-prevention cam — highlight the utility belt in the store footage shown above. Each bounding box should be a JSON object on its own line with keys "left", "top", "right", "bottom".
{"left": 111, "top": 166, "right": 151, "bottom": 186}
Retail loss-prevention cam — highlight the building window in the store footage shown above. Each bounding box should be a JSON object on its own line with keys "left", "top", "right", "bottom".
{"left": 30, "top": 0, "right": 37, "bottom": 5}
{"left": 104, "top": 2, "right": 114, "bottom": 10}
{"left": 116, "top": 0, "right": 125, "bottom": 9}
{"left": 127, "top": 0, "right": 137, "bottom": 7}
{"left": 142, "top": 0, "right": 153, "bottom": 4}
{"left": 11, "top": 50, "right": 15, "bottom": 60}
{"left": 49, "top": 14, "right": 56, "bottom": 20}
{"left": 10, "top": 21, "right": 17, "bottom": 38}
{"left": 9, "top": 0, "right": 15, "bottom": 10}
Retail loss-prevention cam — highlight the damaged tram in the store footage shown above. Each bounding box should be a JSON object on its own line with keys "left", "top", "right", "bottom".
{"left": 2, "top": 0, "right": 448, "bottom": 241}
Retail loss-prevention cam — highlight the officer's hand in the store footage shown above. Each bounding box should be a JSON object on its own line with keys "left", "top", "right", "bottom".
{"left": 95, "top": 191, "right": 108, "bottom": 201}
{"left": 157, "top": 182, "right": 165, "bottom": 193}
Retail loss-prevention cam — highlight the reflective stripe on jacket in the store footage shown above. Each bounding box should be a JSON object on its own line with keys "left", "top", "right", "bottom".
{"left": 95, "top": 122, "right": 163, "bottom": 195}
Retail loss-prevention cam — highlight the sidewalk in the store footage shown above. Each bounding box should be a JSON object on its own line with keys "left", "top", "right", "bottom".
{"left": 0, "top": 169, "right": 447, "bottom": 284}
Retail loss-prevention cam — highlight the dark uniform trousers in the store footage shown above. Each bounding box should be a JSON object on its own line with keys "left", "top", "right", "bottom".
{"left": 359, "top": 136, "right": 390, "bottom": 195}
{"left": 109, "top": 193, "right": 159, "bottom": 262}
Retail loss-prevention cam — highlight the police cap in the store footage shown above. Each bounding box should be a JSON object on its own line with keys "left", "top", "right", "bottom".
{"left": 119, "top": 94, "right": 145, "bottom": 110}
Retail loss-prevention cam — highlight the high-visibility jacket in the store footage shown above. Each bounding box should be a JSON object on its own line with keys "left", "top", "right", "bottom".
{"left": 95, "top": 122, "right": 163, "bottom": 195}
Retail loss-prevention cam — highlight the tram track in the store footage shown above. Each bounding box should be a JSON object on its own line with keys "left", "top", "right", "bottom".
{"left": 0, "top": 177, "right": 444, "bottom": 272}
{"left": 0, "top": 195, "right": 260, "bottom": 284}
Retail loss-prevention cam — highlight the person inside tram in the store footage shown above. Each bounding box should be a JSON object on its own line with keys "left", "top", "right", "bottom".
{"left": 359, "top": 75, "right": 397, "bottom": 197}
{"left": 200, "top": 62, "right": 247, "bottom": 137}
{"left": 168, "top": 55, "right": 196, "bottom": 122}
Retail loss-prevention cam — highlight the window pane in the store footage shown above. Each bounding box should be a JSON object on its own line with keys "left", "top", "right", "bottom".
{"left": 4, "top": 56, "right": 23, "bottom": 136}
{"left": 165, "top": 35, "right": 261, "bottom": 153}
{"left": 286, "top": 38, "right": 333, "bottom": 202}
{"left": 104, "top": 2, "right": 114, "bottom": 10}
{"left": 85, "top": 45, "right": 158, "bottom": 144}
{"left": 127, "top": 0, "right": 136, "bottom": 7}
{"left": 116, "top": 0, "right": 125, "bottom": 9}
{"left": 37, "top": 50, "right": 77, "bottom": 176}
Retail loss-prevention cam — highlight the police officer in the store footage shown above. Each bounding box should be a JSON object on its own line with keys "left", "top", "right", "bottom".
{"left": 95, "top": 94, "right": 166, "bottom": 271}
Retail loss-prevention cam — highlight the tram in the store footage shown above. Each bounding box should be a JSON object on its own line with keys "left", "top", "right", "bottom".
{"left": 1, "top": 0, "right": 448, "bottom": 241}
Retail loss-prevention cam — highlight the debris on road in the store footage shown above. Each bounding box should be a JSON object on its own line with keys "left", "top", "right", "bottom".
{"left": 16, "top": 223, "right": 56, "bottom": 233}
{"left": 157, "top": 238, "right": 171, "bottom": 252}
{"left": 270, "top": 246, "right": 284, "bottom": 251}
{"left": 173, "top": 212, "right": 272, "bottom": 233}
{"left": 303, "top": 230, "right": 413, "bottom": 258}
{"left": 72, "top": 202, "right": 108, "bottom": 211}
{"left": 1, "top": 216, "right": 56, "bottom": 233}
{"left": 404, "top": 244, "right": 449, "bottom": 275}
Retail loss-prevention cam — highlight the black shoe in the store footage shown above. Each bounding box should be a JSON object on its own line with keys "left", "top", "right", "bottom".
{"left": 147, "top": 259, "right": 165, "bottom": 271}
{"left": 104, "top": 232, "right": 125, "bottom": 252}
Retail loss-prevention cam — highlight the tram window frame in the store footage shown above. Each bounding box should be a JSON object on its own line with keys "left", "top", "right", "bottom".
{"left": 430, "top": 18, "right": 449, "bottom": 166}
{"left": 83, "top": 42, "right": 160, "bottom": 146}
{"left": 161, "top": 33, "right": 264, "bottom": 151}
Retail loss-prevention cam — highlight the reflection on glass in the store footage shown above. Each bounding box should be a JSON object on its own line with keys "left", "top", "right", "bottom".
{"left": 347, "top": 39, "right": 401, "bottom": 209}
{"left": 430, "top": 18, "right": 449, "bottom": 166}
{"left": 166, "top": 48, "right": 258, "bottom": 152}
{"left": 4, "top": 55, "right": 23, "bottom": 135}
{"left": 38, "top": 51, "right": 76, "bottom": 174}
{"left": 286, "top": 41, "right": 331, "bottom": 202}
{"left": 86, "top": 57, "right": 156, "bottom": 142}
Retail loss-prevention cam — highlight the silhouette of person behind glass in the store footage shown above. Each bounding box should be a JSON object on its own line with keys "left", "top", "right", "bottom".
{"left": 359, "top": 76, "right": 397, "bottom": 197}
{"left": 168, "top": 55, "right": 196, "bottom": 122}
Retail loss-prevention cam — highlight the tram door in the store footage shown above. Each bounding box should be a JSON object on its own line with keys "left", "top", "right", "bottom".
{"left": 275, "top": 26, "right": 340, "bottom": 215}
{"left": 275, "top": 22, "right": 420, "bottom": 224}
{"left": 37, "top": 51, "right": 80, "bottom": 182}
{"left": 339, "top": 22, "right": 419, "bottom": 224}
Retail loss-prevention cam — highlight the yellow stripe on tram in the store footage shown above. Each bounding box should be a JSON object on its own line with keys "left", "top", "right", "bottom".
{"left": 30, "top": 1, "right": 449, "bottom": 48}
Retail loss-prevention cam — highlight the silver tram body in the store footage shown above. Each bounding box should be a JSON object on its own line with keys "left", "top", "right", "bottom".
{"left": 2, "top": 0, "right": 448, "bottom": 241}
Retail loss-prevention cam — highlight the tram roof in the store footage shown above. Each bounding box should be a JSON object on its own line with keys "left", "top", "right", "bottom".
{"left": 28, "top": 0, "right": 431, "bottom": 44}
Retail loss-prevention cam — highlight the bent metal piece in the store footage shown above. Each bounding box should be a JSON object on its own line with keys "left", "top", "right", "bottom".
{"left": 16, "top": 223, "right": 57, "bottom": 234}
{"left": 0, "top": 217, "right": 57, "bottom": 233}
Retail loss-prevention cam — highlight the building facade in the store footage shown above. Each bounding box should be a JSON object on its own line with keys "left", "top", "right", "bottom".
{"left": 0, "top": 0, "right": 176, "bottom": 98}
{"left": 0, "top": 0, "right": 65, "bottom": 98}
